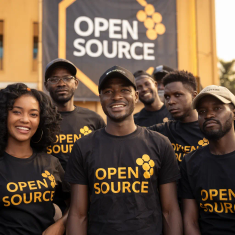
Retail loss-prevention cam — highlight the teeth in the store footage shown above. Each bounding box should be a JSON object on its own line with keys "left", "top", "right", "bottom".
{"left": 144, "top": 92, "right": 151, "bottom": 96}
{"left": 112, "top": 105, "right": 124, "bottom": 108}
{"left": 17, "top": 127, "right": 29, "bottom": 131}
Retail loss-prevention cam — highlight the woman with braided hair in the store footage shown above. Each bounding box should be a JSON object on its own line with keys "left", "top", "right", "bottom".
{"left": 0, "top": 83, "right": 70, "bottom": 235}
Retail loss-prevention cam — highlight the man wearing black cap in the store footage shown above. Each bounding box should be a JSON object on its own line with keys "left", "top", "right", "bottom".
{"left": 65, "top": 65, "right": 182, "bottom": 235}
{"left": 179, "top": 85, "right": 235, "bottom": 235}
{"left": 134, "top": 70, "right": 172, "bottom": 127}
{"left": 44, "top": 58, "right": 105, "bottom": 211}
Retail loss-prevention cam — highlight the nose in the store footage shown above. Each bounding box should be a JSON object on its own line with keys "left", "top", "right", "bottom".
{"left": 57, "top": 78, "right": 66, "bottom": 86}
{"left": 112, "top": 91, "right": 123, "bottom": 100}
{"left": 205, "top": 109, "right": 215, "bottom": 119}
{"left": 20, "top": 114, "right": 30, "bottom": 123}
{"left": 167, "top": 97, "right": 175, "bottom": 105}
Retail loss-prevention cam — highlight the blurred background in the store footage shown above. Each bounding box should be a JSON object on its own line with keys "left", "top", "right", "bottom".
{"left": 0, "top": 0, "right": 234, "bottom": 120}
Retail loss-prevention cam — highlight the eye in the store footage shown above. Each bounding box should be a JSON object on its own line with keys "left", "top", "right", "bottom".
{"left": 175, "top": 93, "right": 181, "bottom": 97}
{"left": 12, "top": 110, "right": 21, "bottom": 115}
{"left": 103, "top": 90, "right": 112, "bottom": 94}
{"left": 30, "top": 113, "right": 39, "bottom": 118}
{"left": 164, "top": 95, "right": 170, "bottom": 100}
{"left": 121, "top": 88, "right": 130, "bottom": 92}
{"left": 214, "top": 107, "right": 222, "bottom": 111}
{"left": 198, "top": 110, "right": 206, "bottom": 115}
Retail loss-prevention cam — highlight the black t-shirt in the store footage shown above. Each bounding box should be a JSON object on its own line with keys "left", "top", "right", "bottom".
{"left": 65, "top": 126, "right": 180, "bottom": 235}
{"left": 179, "top": 146, "right": 235, "bottom": 235}
{"left": 0, "top": 151, "right": 70, "bottom": 235}
{"left": 47, "top": 106, "right": 105, "bottom": 170}
{"left": 134, "top": 105, "right": 172, "bottom": 127}
{"left": 149, "top": 120, "right": 208, "bottom": 165}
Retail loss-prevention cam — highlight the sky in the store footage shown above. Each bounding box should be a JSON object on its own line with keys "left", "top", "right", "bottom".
{"left": 215, "top": 0, "right": 235, "bottom": 62}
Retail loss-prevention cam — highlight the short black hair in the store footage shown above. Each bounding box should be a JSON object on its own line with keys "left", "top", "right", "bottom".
{"left": 133, "top": 70, "right": 153, "bottom": 79}
{"left": 0, "top": 83, "right": 61, "bottom": 156}
{"left": 163, "top": 70, "right": 197, "bottom": 91}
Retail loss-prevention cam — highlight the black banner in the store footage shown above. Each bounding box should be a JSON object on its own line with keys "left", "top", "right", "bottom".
{"left": 42, "top": 0, "right": 177, "bottom": 101}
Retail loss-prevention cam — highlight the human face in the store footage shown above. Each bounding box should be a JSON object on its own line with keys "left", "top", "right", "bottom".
{"left": 164, "top": 82, "right": 195, "bottom": 120}
{"left": 45, "top": 67, "right": 78, "bottom": 104}
{"left": 136, "top": 76, "right": 157, "bottom": 105}
{"left": 197, "top": 95, "right": 234, "bottom": 140}
{"left": 7, "top": 95, "right": 40, "bottom": 143}
{"left": 99, "top": 77, "right": 138, "bottom": 122}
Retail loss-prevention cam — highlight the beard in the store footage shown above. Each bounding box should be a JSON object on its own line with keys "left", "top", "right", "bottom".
{"left": 201, "top": 114, "right": 233, "bottom": 141}
{"left": 139, "top": 91, "right": 156, "bottom": 106}
{"left": 49, "top": 88, "right": 75, "bottom": 104}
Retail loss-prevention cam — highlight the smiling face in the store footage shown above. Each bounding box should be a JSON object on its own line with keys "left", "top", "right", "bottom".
{"left": 136, "top": 76, "right": 158, "bottom": 105}
{"left": 197, "top": 95, "right": 234, "bottom": 140}
{"left": 45, "top": 67, "right": 78, "bottom": 104}
{"left": 7, "top": 95, "right": 40, "bottom": 144}
{"left": 164, "top": 81, "right": 196, "bottom": 121}
{"left": 99, "top": 77, "right": 138, "bottom": 122}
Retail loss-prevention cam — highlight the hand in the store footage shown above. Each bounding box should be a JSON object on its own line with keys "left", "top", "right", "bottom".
{"left": 42, "top": 219, "right": 65, "bottom": 235}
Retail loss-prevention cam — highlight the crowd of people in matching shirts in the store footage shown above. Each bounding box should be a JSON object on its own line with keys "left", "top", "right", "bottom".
{"left": 0, "top": 58, "right": 235, "bottom": 235}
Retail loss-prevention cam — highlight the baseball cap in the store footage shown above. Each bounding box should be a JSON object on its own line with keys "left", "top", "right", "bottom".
{"left": 152, "top": 65, "right": 174, "bottom": 81}
{"left": 192, "top": 85, "right": 235, "bottom": 109}
{"left": 99, "top": 65, "right": 136, "bottom": 93}
{"left": 45, "top": 58, "right": 77, "bottom": 81}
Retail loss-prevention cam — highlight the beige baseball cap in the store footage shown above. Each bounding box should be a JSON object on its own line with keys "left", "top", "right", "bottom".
{"left": 193, "top": 85, "right": 235, "bottom": 109}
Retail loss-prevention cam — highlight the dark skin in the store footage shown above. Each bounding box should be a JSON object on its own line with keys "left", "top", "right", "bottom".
{"left": 66, "top": 77, "right": 183, "bottom": 235}
{"left": 136, "top": 75, "right": 163, "bottom": 112}
{"left": 164, "top": 81, "right": 198, "bottom": 123}
{"left": 45, "top": 67, "right": 78, "bottom": 112}
{"left": 182, "top": 95, "right": 235, "bottom": 235}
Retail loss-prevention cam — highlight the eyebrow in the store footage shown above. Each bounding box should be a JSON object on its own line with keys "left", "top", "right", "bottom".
{"left": 13, "top": 106, "right": 39, "bottom": 112}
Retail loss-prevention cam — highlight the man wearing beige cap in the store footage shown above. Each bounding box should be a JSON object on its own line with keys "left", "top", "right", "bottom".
{"left": 179, "top": 85, "right": 235, "bottom": 235}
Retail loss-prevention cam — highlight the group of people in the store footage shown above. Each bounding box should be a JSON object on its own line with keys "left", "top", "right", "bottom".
{"left": 0, "top": 58, "right": 235, "bottom": 235}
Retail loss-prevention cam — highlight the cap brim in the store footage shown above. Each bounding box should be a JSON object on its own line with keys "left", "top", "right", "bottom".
{"left": 193, "top": 92, "right": 231, "bottom": 109}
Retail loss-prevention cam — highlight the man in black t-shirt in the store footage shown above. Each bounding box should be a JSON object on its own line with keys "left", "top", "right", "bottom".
{"left": 179, "top": 85, "right": 235, "bottom": 235}
{"left": 134, "top": 70, "right": 172, "bottom": 127}
{"left": 149, "top": 70, "right": 208, "bottom": 165}
{"left": 65, "top": 65, "right": 182, "bottom": 235}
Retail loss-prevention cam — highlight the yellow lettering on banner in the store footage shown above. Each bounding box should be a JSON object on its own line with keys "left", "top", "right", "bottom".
{"left": 94, "top": 183, "right": 100, "bottom": 194}
{"left": 171, "top": 143, "right": 176, "bottom": 150}
{"left": 18, "top": 182, "right": 27, "bottom": 191}
{"left": 118, "top": 167, "right": 126, "bottom": 179}
{"left": 2, "top": 196, "right": 10, "bottom": 207}
{"left": 128, "top": 167, "right": 138, "bottom": 178}
{"left": 141, "top": 181, "right": 148, "bottom": 193}
{"left": 209, "top": 189, "right": 218, "bottom": 200}
{"left": 185, "top": 146, "right": 190, "bottom": 152}
{"left": 132, "top": 181, "right": 140, "bottom": 193}
{"left": 108, "top": 168, "right": 117, "bottom": 179}
{"left": 191, "top": 146, "right": 196, "bottom": 151}
{"left": 101, "top": 182, "right": 109, "bottom": 194}
{"left": 122, "top": 182, "right": 131, "bottom": 193}
{"left": 111, "top": 182, "right": 121, "bottom": 193}
{"left": 74, "top": 134, "right": 81, "bottom": 142}
{"left": 201, "top": 189, "right": 208, "bottom": 201}
{"left": 53, "top": 145, "right": 60, "bottom": 154}
{"left": 55, "top": 135, "right": 59, "bottom": 143}
{"left": 176, "top": 153, "right": 182, "bottom": 162}
{"left": 214, "top": 202, "right": 223, "bottom": 213}
{"left": 67, "top": 134, "right": 73, "bottom": 143}
{"left": 28, "top": 181, "right": 37, "bottom": 190}
{"left": 37, "top": 179, "right": 48, "bottom": 189}
{"left": 204, "top": 203, "right": 213, "bottom": 212}
{"left": 96, "top": 168, "right": 106, "bottom": 180}
{"left": 61, "top": 144, "right": 68, "bottom": 153}
{"left": 220, "top": 189, "right": 227, "bottom": 201}
{"left": 176, "top": 144, "right": 181, "bottom": 151}
{"left": 224, "top": 203, "right": 233, "bottom": 213}
{"left": 24, "top": 192, "right": 32, "bottom": 204}
{"left": 51, "top": 191, "right": 55, "bottom": 201}
{"left": 34, "top": 192, "right": 42, "bottom": 202}
{"left": 59, "top": 134, "right": 66, "bottom": 143}
{"left": 7, "top": 182, "right": 18, "bottom": 192}
{"left": 43, "top": 191, "right": 51, "bottom": 201}
{"left": 47, "top": 146, "right": 52, "bottom": 154}
{"left": 69, "top": 144, "right": 74, "bottom": 153}
{"left": 11, "top": 194, "right": 22, "bottom": 206}
{"left": 229, "top": 189, "right": 235, "bottom": 200}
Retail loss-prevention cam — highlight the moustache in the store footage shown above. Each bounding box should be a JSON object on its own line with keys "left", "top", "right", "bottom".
{"left": 203, "top": 119, "right": 221, "bottom": 129}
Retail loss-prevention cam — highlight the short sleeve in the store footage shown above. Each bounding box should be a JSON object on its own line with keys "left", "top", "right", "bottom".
{"left": 64, "top": 142, "right": 88, "bottom": 185}
{"left": 158, "top": 137, "right": 180, "bottom": 185}
{"left": 179, "top": 156, "right": 195, "bottom": 199}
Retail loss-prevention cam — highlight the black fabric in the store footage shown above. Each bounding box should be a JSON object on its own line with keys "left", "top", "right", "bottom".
{"left": 65, "top": 126, "right": 180, "bottom": 235}
{"left": 179, "top": 146, "right": 235, "bottom": 235}
{"left": 47, "top": 106, "right": 105, "bottom": 170}
{"left": 148, "top": 120, "right": 208, "bottom": 165}
{"left": 134, "top": 105, "right": 172, "bottom": 127}
{"left": 0, "top": 151, "right": 69, "bottom": 235}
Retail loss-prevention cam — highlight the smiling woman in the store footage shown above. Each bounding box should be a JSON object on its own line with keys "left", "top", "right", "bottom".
{"left": 0, "top": 83, "right": 70, "bottom": 235}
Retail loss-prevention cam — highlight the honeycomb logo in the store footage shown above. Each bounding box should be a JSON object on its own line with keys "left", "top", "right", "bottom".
{"left": 42, "top": 170, "right": 57, "bottom": 188}
{"left": 80, "top": 126, "right": 92, "bottom": 136}
{"left": 136, "top": 0, "right": 166, "bottom": 40}
{"left": 136, "top": 154, "right": 155, "bottom": 179}
{"left": 198, "top": 138, "right": 209, "bottom": 146}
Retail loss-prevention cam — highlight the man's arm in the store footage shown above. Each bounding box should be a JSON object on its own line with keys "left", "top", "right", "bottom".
{"left": 182, "top": 199, "right": 201, "bottom": 235}
{"left": 66, "top": 184, "right": 88, "bottom": 235}
{"left": 159, "top": 182, "right": 183, "bottom": 235}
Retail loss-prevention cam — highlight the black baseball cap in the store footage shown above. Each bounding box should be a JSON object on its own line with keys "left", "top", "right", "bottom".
{"left": 45, "top": 58, "right": 77, "bottom": 81}
{"left": 99, "top": 65, "right": 137, "bottom": 93}
{"left": 152, "top": 65, "right": 174, "bottom": 81}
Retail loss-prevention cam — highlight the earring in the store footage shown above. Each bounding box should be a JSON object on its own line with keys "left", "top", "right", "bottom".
{"left": 32, "top": 129, "right": 43, "bottom": 143}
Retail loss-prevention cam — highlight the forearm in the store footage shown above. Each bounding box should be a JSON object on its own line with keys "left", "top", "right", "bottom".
{"left": 162, "top": 209, "right": 183, "bottom": 235}
{"left": 66, "top": 213, "right": 88, "bottom": 235}
{"left": 184, "top": 220, "right": 201, "bottom": 235}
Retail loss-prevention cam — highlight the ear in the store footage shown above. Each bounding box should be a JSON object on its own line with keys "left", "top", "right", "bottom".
{"left": 74, "top": 78, "right": 79, "bottom": 89}
{"left": 192, "top": 91, "right": 198, "bottom": 99}
{"left": 44, "top": 81, "right": 49, "bottom": 91}
{"left": 135, "top": 90, "right": 139, "bottom": 104}
{"left": 154, "top": 81, "right": 158, "bottom": 88}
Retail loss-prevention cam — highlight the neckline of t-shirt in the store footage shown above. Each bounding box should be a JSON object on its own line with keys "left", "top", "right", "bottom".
{"left": 102, "top": 125, "right": 141, "bottom": 139}
{"left": 143, "top": 104, "right": 166, "bottom": 113}
{"left": 4, "top": 151, "right": 37, "bottom": 161}
{"left": 59, "top": 106, "right": 78, "bottom": 115}
{"left": 204, "top": 145, "right": 235, "bottom": 159}
{"left": 178, "top": 120, "right": 198, "bottom": 125}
